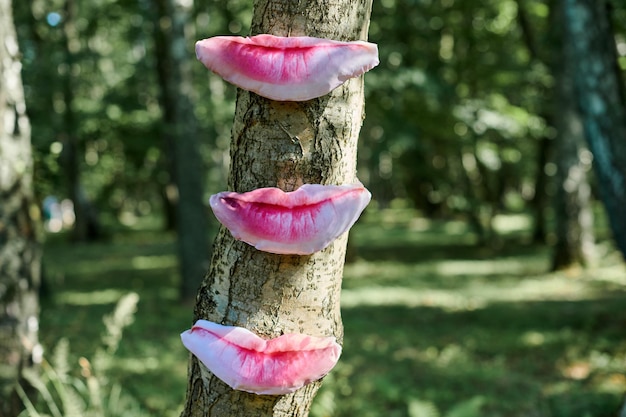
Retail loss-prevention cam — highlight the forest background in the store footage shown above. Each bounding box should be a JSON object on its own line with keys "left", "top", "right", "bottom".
{"left": 4, "top": 0, "right": 626, "bottom": 416}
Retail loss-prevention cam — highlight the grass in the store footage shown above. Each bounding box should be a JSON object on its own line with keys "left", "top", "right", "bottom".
{"left": 39, "top": 207, "right": 626, "bottom": 417}
{"left": 41, "top": 231, "right": 188, "bottom": 416}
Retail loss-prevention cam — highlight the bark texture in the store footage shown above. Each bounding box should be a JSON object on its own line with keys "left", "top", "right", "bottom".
{"left": 0, "top": 0, "right": 42, "bottom": 414}
{"left": 565, "top": 0, "right": 626, "bottom": 258}
{"left": 180, "top": 0, "right": 373, "bottom": 415}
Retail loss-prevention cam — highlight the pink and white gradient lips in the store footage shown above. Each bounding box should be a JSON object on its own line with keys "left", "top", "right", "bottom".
{"left": 209, "top": 183, "right": 371, "bottom": 255}
{"left": 195, "top": 34, "right": 379, "bottom": 101}
{"left": 181, "top": 320, "right": 342, "bottom": 395}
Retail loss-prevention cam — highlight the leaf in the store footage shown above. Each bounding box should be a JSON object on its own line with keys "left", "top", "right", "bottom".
{"left": 445, "top": 396, "right": 486, "bottom": 417}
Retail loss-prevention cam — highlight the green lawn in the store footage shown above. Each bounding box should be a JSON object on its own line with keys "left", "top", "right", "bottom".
{"left": 39, "top": 208, "right": 626, "bottom": 417}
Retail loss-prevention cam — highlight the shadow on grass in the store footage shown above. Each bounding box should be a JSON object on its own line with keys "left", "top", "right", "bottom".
{"left": 314, "top": 297, "right": 626, "bottom": 417}
{"left": 39, "top": 209, "right": 626, "bottom": 417}
{"left": 41, "top": 232, "right": 190, "bottom": 417}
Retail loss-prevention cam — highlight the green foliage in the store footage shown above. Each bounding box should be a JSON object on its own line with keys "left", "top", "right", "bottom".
{"left": 18, "top": 293, "right": 148, "bottom": 417}
{"left": 11, "top": 0, "right": 626, "bottom": 239}
{"left": 12, "top": 0, "right": 251, "bottom": 224}
{"left": 362, "top": 0, "right": 553, "bottom": 215}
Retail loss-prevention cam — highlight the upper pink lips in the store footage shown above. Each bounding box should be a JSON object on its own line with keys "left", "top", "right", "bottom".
{"left": 195, "top": 34, "right": 379, "bottom": 101}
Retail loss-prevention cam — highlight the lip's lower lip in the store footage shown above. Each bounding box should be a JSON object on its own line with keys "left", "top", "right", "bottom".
{"left": 195, "top": 34, "right": 379, "bottom": 101}
{"left": 181, "top": 319, "right": 342, "bottom": 395}
{"left": 209, "top": 183, "right": 371, "bottom": 255}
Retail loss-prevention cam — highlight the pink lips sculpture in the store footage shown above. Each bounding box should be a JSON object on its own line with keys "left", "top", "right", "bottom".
{"left": 195, "top": 34, "right": 379, "bottom": 101}
{"left": 209, "top": 183, "right": 371, "bottom": 255}
{"left": 181, "top": 320, "right": 342, "bottom": 395}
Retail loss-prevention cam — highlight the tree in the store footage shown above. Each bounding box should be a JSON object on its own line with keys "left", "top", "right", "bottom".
{"left": 60, "top": 0, "right": 101, "bottom": 242}
{"left": 0, "top": 0, "right": 42, "bottom": 414}
{"left": 515, "top": 0, "right": 553, "bottom": 245}
{"left": 549, "top": 0, "right": 595, "bottom": 270}
{"left": 153, "top": 0, "right": 211, "bottom": 301}
{"left": 179, "top": 0, "right": 373, "bottom": 415}
{"left": 565, "top": 0, "right": 626, "bottom": 259}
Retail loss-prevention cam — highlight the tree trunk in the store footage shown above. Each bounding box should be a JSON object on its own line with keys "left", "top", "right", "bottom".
{"left": 0, "top": 0, "right": 42, "bottom": 414}
{"left": 153, "top": 0, "right": 211, "bottom": 301}
{"left": 179, "top": 0, "right": 373, "bottom": 415}
{"left": 550, "top": 76, "right": 594, "bottom": 270}
{"left": 564, "top": 0, "right": 626, "bottom": 259}
{"left": 61, "top": 0, "right": 89, "bottom": 242}
{"left": 550, "top": 0, "right": 595, "bottom": 270}
{"left": 531, "top": 135, "right": 551, "bottom": 243}
{"left": 515, "top": 0, "right": 552, "bottom": 244}
{"left": 154, "top": 0, "right": 180, "bottom": 233}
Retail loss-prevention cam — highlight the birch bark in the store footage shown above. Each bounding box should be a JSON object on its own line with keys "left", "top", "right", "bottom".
{"left": 0, "top": 0, "right": 41, "bottom": 414}
{"left": 180, "top": 0, "right": 373, "bottom": 415}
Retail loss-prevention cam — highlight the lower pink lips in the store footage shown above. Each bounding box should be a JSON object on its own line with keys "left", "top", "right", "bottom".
{"left": 181, "top": 320, "right": 342, "bottom": 395}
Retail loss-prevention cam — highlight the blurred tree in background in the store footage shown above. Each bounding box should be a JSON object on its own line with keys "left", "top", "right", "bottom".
{"left": 152, "top": 0, "right": 210, "bottom": 301}
{"left": 547, "top": 0, "right": 594, "bottom": 270}
{"left": 363, "top": 0, "right": 548, "bottom": 232}
{"left": 565, "top": 0, "right": 626, "bottom": 260}
{"left": 7, "top": 0, "right": 626, "bottom": 290}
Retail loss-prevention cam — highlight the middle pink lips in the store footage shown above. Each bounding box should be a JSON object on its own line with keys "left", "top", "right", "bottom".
{"left": 209, "top": 183, "right": 371, "bottom": 255}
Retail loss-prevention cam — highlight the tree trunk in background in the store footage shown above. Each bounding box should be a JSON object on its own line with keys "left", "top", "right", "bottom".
{"left": 550, "top": 77, "right": 594, "bottom": 270}
{"left": 179, "top": 0, "right": 373, "bottom": 415}
{"left": 565, "top": 0, "right": 626, "bottom": 259}
{"left": 516, "top": 0, "right": 594, "bottom": 254}
{"left": 457, "top": 145, "right": 496, "bottom": 246}
{"left": 154, "top": 0, "right": 179, "bottom": 233}
{"left": 61, "top": 0, "right": 94, "bottom": 242}
{"left": 531, "top": 136, "right": 550, "bottom": 243}
{"left": 0, "top": 0, "right": 42, "bottom": 414}
{"left": 153, "top": 0, "right": 211, "bottom": 301}
{"left": 550, "top": 0, "right": 595, "bottom": 270}
{"left": 515, "top": 0, "right": 551, "bottom": 244}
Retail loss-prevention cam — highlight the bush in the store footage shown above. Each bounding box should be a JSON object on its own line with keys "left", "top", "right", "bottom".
{"left": 18, "top": 293, "right": 148, "bottom": 417}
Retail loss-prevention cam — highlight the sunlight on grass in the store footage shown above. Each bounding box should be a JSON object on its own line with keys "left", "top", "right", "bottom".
{"left": 434, "top": 258, "right": 544, "bottom": 276}
{"left": 341, "top": 286, "right": 473, "bottom": 310}
{"left": 341, "top": 275, "right": 602, "bottom": 310}
{"left": 342, "top": 263, "right": 623, "bottom": 310}
{"left": 589, "top": 263, "right": 626, "bottom": 285}
{"left": 492, "top": 213, "right": 532, "bottom": 234}
{"left": 520, "top": 330, "right": 547, "bottom": 346}
{"left": 56, "top": 288, "right": 129, "bottom": 306}
{"left": 131, "top": 254, "right": 177, "bottom": 270}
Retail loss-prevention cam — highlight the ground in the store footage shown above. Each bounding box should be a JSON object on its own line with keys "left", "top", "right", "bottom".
{"left": 38, "top": 206, "right": 626, "bottom": 417}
